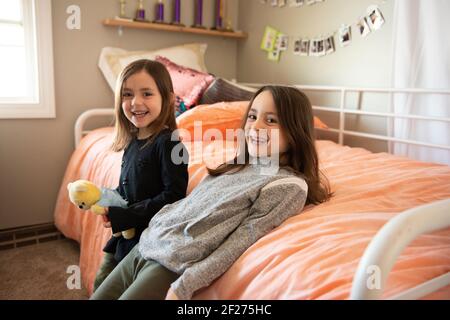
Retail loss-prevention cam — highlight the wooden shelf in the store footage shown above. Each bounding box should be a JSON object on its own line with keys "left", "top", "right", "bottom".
{"left": 103, "top": 18, "right": 247, "bottom": 39}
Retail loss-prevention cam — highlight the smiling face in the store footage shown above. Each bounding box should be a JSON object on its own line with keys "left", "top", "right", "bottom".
{"left": 121, "top": 70, "right": 162, "bottom": 139}
{"left": 244, "top": 90, "right": 289, "bottom": 159}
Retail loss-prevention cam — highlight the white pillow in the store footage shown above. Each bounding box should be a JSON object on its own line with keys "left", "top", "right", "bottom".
{"left": 98, "top": 43, "right": 209, "bottom": 91}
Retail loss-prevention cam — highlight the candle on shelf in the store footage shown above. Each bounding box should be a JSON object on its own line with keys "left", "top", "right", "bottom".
{"left": 224, "top": 0, "right": 233, "bottom": 31}
{"left": 135, "top": 0, "right": 146, "bottom": 21}
{"left": 172, "top": 0, "right": 183, "bottom": 25}
{"left": 116, "top": 0, "right": 133, "bottom": 21}
{"left": 119, "top": 0, "right": 127, "bottom": 18}
{"left": 214, "top": 0, "right": 223, "bottom": 30}
{"left": 192, "top": 0, "right": 205, "bottom": 28}
{"left": 154, "top": 0, "right": 165, "bottom": 23}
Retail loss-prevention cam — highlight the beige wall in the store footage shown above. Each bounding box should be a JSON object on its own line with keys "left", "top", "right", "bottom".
{"left": 0, "top": 0, "right": 240, "bottom": 230}
{"left": 237, "top": 0, "right": 395, "bottom": 150}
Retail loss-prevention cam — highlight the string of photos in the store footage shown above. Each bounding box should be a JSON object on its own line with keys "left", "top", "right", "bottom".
{"left": 260, "top": 2, "right": 387, "bottom": 62}
{"left": 260, "top": 0, "right": 326, "bottom": 8}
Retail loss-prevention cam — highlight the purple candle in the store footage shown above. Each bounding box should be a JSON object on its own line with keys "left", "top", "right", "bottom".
{"left": 215, "top": 0, "right": 223, "bottom": 29}
{"left": 136, "top": 0, "right": 145, "bottom": 21}
{"left": 137, "top": 9, "right": 145, "bottom": 20}
{"left": 155, "top": 1, "right": 164, "bottom": 22}
{"left": 173, "top": 0, "right": 181, "bottom": 23}
{"left": 195, "top": 0, "right": 203, "bottom": 26}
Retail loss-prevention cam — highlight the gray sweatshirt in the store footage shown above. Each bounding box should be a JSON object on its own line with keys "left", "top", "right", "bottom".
{"left": 138, "top": 163, "right": 308, "bottom": 299}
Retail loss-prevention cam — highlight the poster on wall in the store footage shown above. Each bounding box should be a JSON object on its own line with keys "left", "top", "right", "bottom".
{"left": 260, "top": 26, "right": 279, "bottom": 52}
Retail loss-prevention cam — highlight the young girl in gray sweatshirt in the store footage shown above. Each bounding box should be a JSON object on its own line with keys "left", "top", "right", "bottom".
{"left": 91, "top": 85, "right": 332, "bottom": 300}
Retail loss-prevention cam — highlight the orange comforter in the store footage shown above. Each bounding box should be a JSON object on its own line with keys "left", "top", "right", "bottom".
{"left": 54, "top": 127, "right": 450, "bottom": 299}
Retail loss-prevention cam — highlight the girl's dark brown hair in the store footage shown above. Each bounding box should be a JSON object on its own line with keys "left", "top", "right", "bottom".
{"left": 111, "top": 59, "right": 177, "bottom": 151}
{"left": 207, "top": 85, "right": 332, "bottom": 205}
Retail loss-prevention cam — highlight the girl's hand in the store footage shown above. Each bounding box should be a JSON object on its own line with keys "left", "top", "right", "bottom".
{"left": 165, "top": 289, "right": 179, "bottom": 300}
{"left": 102, "top": 214, "right": 111, "bottom": 228}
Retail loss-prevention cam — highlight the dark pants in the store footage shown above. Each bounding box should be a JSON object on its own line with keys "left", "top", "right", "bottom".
{"left": 90, "top": 246, "right": 178, "bottom": 300}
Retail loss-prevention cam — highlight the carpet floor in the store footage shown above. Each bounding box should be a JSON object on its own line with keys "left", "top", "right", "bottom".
{"left": 0, "top": 239, "right": 89, "bottom": 300}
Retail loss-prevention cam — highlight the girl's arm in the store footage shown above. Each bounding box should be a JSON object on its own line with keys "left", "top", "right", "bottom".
{"left": 171, "top": 177, "right": 308, "bottom": 300}
{"left": 108, "top": 136, "right": 189, "bottom": 233}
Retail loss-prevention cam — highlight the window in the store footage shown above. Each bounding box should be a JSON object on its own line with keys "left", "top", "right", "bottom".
{"left": 0, "top": 0, "right": 55, "bottom": 119}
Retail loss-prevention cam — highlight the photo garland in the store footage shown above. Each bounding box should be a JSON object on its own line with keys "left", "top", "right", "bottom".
{"left": 260, "top": 4, "right": 386, "bottom": 61}
{"left": 260, "top": 0, "right": 326, "bottom": 7}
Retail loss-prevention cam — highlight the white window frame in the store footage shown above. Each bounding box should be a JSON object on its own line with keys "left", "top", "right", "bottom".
{"left": 0, "top": 0, "right": 55, "bottom": 119}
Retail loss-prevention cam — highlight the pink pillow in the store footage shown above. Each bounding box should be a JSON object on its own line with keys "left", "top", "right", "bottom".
{"left": 155, "top": 56, "right": 214, "bottom": 115}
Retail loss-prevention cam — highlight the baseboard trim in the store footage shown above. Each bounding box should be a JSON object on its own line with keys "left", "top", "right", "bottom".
{"left": 0, "top": 223, "right": 65, "bottom": 251}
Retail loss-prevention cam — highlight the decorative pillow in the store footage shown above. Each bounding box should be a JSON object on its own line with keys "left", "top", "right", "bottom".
{"left": 155, "top": 56, "right": 215, "bottom": 116}
{"left": 98, "top": 43, "right": 209, "bottom": 91}
{"left": 199, "top": 78, "right": 257, "bottom": 105}
{"left": 177, "top": 101, "right": 329, "bottom": 142}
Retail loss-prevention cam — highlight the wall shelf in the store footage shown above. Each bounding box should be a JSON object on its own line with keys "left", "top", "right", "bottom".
{"left": 102, "top": 18, "right": 247, "bottom": 39}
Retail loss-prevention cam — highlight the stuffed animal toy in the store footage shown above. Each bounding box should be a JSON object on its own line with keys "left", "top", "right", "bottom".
{"left": 67, "top": 180, "right": 135, "bottom": 239}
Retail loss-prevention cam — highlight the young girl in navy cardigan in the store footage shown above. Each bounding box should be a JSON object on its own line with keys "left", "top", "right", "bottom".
{"left": 93, "top": 59, "right": 189, "bottom": 291}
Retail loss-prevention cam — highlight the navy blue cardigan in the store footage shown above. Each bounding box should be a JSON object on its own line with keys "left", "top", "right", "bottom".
{"left": 104, "top": 129, "right": 189, "bottom": 262}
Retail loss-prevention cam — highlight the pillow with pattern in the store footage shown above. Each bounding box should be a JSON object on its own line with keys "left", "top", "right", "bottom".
{"left": 155, "top": 56, "right": 215, "bottom": 116}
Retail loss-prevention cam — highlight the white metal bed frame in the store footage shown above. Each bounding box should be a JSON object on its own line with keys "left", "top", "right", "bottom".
{"left": 74, "top": 85, "right": 450, "bottom": 300}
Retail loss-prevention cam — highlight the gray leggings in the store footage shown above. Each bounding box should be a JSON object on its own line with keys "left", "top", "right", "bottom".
{"left": 90, "top": 246, "right": 179, "bottom": 300}
{"left": 93, "top": 253, "right": 118, "bottom": 292}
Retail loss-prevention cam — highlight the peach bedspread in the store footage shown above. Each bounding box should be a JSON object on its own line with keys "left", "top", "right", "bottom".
{"left": 54, "top": 127, "right": 450, "bottom": 299}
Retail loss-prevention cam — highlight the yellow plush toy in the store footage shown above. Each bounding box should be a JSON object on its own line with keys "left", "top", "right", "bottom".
{"left": 67, "top": 180, "right": 135, "bottom": 239}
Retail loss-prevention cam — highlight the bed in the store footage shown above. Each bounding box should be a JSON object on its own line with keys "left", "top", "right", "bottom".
{"left": 54, "top": 90, "right": 450, "bottom": 300}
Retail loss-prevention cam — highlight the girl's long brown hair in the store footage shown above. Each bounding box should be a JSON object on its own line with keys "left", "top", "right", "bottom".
{"left": 111, "top": 59, "right": 177, "bottom": 152}
{"left": 207, "top": 86, "right": 332, "bottom": 205}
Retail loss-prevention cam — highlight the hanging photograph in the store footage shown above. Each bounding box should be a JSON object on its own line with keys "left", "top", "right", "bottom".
{"left": 308, "top": 39, "right": 316, "bottom": 56}
{"left": 277, "top": 34, "right": 289, "bottom": 51}
{"left": 317, "top": 39, "right": 326, "bottom": 56}
{"left": 260, "top": 26, "right": 279, "bottom": 52}
{"left": 338, "top": 24, "right": 352, "bottom": 46}
{"left": 268, "top": 49, "right": 281, "bottom": 62}
{"left": 357, "top": 16, "right": 371, "bottom": 37}
{"left": 293, "top": 38, "right": 302, "bottom": 55}
{"left": 300, "top": 39, "right": 310, "bottom": 56}
{"left": 367, "top": 6, "right": 385, "bottom": 31}
{"left": 324, "top": 36, "right": 335, "bottom": 54}
{"left": 309, "top": 39, "right": 323, "bottom": 57}
{"left": 290, "top": 0, "right": 304, "bottom": 7}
